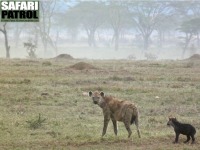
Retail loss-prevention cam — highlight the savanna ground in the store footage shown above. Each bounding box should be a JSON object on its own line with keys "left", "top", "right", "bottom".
{"left": 0, "top": 57, "right": 200, "bottom": 150}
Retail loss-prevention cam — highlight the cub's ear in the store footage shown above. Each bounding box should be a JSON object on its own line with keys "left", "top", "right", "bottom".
{"left": 89, "top": 91, "right": 93, "bottom": 97}
{"left": 100, "top": 91, "right": 105, "bottom": 97}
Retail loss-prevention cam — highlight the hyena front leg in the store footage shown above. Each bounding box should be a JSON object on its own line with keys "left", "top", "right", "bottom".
{"left": 102, "top": 110, "right": 110, "bottom": 137}
{"left": 102, "top": 117, "right": 110, "bottom": 137}
{"left": 174, "top": 132, "right": 180, "bottom": 143}
{"left": 111, "top": 115, "right": 117, "bottom": 136}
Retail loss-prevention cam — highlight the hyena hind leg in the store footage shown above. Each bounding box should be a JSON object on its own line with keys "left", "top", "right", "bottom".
{"left": 191, "top": 134, "right": 195, "bottom": 144}
{"left": 184, "top": 135, "right": 190, "bottom": 143}
{"left": 124, "top": 121, "right": 132, "bottom": 138}
{"left": 135, "top": 117, "right": 141, "bottom": 138}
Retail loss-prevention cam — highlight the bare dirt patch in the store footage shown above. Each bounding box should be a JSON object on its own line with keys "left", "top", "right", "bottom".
{"left": 69, "top": 62, "right": 97, "bottom": 70}
{"left": 56, "top": 136, "right": 200, "bottom": 150}
{"left": 53, "top": 54, "right": 74, "bottom": 60}
{"left": 187, "top": 54, "right": 200, "bottom": 60}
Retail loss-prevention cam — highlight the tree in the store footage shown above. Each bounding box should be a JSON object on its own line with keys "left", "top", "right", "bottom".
{"left": 39, "top": 0, "right": 57, "bottom": 56}
{"left": 62, "top": 5, "right": 80, "bottom": 43}
{"left": 0, "top": 23, "right": 10, "bottom": 58}
{"left": 172, "top": 1, "right": 200, "bottom": 56}
{"left": 155, "top": 11, "right": 175, "bottom": 48}
{"left": 13, "top": 23, "right": 26, "bottom": 47}
{"left": 24, "top": 42, "right": 37, "bottom": 59}
{"left": 66, "top": 1, "right": 106, "bottom": 47}
{"left": 128, "top": 1, "right": 170, "bottom": 51}
{"left": 106, "top": 1, "right": 131, "bottom": 51}
{"left": 178, "top": 18, "right": 200, "bottom": 58}
{"left": 189, "top": 1, "right": 200, "bottom": 48}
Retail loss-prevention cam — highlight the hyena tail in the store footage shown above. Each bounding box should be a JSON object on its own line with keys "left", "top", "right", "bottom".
{"left": 131, "top": 108, "right": 138, "bottom": 125}
{"left": 131, "top": 115, "right": 136, "bottom": 125}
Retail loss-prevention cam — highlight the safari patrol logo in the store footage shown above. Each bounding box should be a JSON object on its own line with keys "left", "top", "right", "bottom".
{"left": 0, "top": 0, "right": 39, "bottom": 22}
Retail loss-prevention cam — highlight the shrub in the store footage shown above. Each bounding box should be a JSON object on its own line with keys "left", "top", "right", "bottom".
{"left": 26, "top": 114, "right": 47, "bottom": 129}
{"left": 42, "top": 61, "right": 52, "bottom": 66}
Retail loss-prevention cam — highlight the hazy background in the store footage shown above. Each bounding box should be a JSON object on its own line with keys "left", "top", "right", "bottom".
{"left": 0, "top": 0, "right": 200, "bottom": 60}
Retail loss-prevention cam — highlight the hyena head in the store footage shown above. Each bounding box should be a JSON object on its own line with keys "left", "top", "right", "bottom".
{"left": 89, "top": 91, "right": 105, "bottom": 105}
{"left": 167, "top": 117, "right": 177, "bottom": 127}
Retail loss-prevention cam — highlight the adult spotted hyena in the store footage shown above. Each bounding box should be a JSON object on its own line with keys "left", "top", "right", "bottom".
{"left": 89, "top": 91, "right": 141, "bottom": 138}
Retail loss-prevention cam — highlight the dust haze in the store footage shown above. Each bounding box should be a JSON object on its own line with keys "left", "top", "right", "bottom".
{"left": 0, "top": 0, "right": 200, "bottom": 60}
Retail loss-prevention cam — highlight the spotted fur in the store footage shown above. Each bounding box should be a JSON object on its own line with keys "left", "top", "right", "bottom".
{"left": 89, "top": 91, "right": 141, "bottom": 138}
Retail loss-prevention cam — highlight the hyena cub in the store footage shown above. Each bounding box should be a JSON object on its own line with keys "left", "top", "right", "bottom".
{"left": 89, "top": 91, "right": 141, "bottom": 138}
{"left": 167, "top": 117, "right": 196, "bottom": 144}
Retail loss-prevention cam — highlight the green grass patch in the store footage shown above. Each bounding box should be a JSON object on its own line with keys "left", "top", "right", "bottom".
{"left": 0, "top": 58, "right": 199, "bottom": 149}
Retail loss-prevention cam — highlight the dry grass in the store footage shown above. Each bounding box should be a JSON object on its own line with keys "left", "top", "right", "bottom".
{"left": 0, "top": 58, "right": 199, "bottom": 149}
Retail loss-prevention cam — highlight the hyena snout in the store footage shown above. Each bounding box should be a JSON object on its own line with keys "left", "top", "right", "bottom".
{"left": 92, "top": 97, "right": 99, "bottom": 104}
{"left": 167, "top": 120, "right": 172, "bottom": 126}
{"left": 93, "top": 100, "right": 98, "bottom": 104}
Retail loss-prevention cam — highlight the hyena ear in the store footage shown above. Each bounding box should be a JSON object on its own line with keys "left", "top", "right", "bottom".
{"left": 100, "top": 91, "right": 105, "bottom": 97}
{"left": 89, "top": 91, "right": 93, "bottom": 97}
